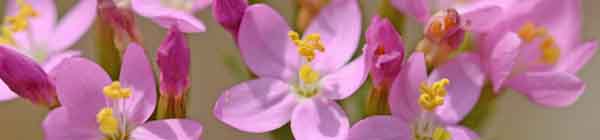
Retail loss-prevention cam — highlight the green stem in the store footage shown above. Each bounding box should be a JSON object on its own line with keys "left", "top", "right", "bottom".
{"left": 94, "top": 18, "right": 122, "bottom": 80}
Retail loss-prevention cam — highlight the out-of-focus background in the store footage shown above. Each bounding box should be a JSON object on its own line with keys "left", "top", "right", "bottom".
{"left": 0, "top": 0, "right": 598, "bottom": 139}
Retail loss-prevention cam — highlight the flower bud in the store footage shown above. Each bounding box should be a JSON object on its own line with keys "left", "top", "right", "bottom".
{"left": 213, "top": 0, "right": 248, "bottom": 38}
{"left": 365, "top": 16, "right": 405, "bottom": 88}
{"left": 0, "top": 47, "right": 58, "bottom": 108}
{"left": 98, "top": 0, "right": 141, "bottom": 45}
{"left": 156, "top": 26, "right": 190, "bottom": 118}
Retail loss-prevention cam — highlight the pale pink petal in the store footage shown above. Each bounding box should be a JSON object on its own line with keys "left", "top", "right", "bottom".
{"left": 488, "top": 32, "right": 521, "bottom": 92}
{"left": 305, "top": 0, "right": 361, "bottom": 73}
{"left": 389, "top": 53, "right": 427, "bottom": 122}
{"left": 43, "top": 107, "right": 102, "bottom": 140}
{"left": 132, "top": 0, "right": 206, "bottom": 32}
{"left": 0, "top": 81, "right": 18, "bottom": 101}
{"left": 50, "top": 58, "right": 111, "bottom": 129}
{"left": 6, "top": 0, "right": 57, "bottom": 44}
{"left": 558, "top": 41, "right": 598, "bottom": 74}
{"left": 320, "top": 54, "right": 367, "bottom": 100}
{"left": 119, "top": 44, "right": 156, "bottom": 125}
{"left": 131, "top": 119, "right": 203, "bottom": 140}
{"left": 214, "top": 78, "right": 298, "bottom": 133}
{"left": 49, "top": 0, "right": 97, "bottom": 51}
{"left": 505, "top": 72, "right": 585, "bottom": 108}
{"left": 291, "top": 99, "right": 349, "bottom": 140}
{"left": 237, "top": 4, "right": 300, "bottom": 81}
{"left": 431, "top": 54, "right": 485, "bottom": 124}
{"left": 390, "top": 0, "right": 430, "bottom": 23}
{"left": 347, "top": 116, "right": 411, "bottom": 140}
{"left": 446, "top": 125, "right": 479, "bottom": 140}
{"left": 42, "top": 51, "right": 81, "bottom": 72}
{"left": 456, "top": 4, "right": 502, "bottom": 32}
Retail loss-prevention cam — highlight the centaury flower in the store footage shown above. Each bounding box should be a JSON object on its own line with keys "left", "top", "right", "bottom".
{"left": 348, "top": 52, "right": 485, "bottom": 140}
{"left": 475, "top": 0, "right": 597, "bottom": 107}
{"left": 213, "top": 0, "right": 365, "bottom": 139}
{"left": 132, "top": 0, "right": 212, "bottom": 32}
{"left": 0, "top": 0, "right": 97, "bottom": 102}
{"left": 43, "top": 44, "right": 203, "bottom": 140}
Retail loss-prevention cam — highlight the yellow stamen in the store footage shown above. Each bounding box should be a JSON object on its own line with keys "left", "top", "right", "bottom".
{"left": 288, "top": 31, "right": 325, "bottom": 62}
{"left": 0, "top": 26, "right": 16, "bottom": 46}
{"left": 5, "top": 0, "right": 38, "bottom": 32}
{"left": 418, "top": 79, "right": 450, "bottom": 111}
{"left": 539, "top": 36, "right": 560, "bottom": 64}
{"left": 517, "top": 22, "right": 547, "bottom": 43}
{"left": 96, "top": 108, "right": 119, "bottom": 136}
{"left": 299, "top": 64, "right": 320, "bottom": 84}
{"left": 432, "top": 127, "right": 452, "bottom": 140}
{"left": 103, "top": 81, "right": 132, "bottom": 100}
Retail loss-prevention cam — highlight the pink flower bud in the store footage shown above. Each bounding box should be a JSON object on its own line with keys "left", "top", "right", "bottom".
{"left": 365, "top": 16, "right": 405, "bottom": 87}
{"left": 157, "top": 27, "right": 190, "bottom": 97}
{"left": 213, "top": 0, "right": 248, "bottom": 38}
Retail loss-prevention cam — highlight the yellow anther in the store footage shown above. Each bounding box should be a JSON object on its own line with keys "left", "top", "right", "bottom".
{"left": 418, "top": 79, "right": 450, "bottom": 111}
{"left": 288, "top": 31, "right": 325, "bottom": 62}
{"left": 432, "top": 127, "right": 452, "bottom": 140}
{"left": 518, "top": 22, "right": 547, "bottom": 43}
{"left": 0, "top": 26, "right": 16, "bottom": 46}
{"left": 103, "top": 81, "right": 132, "bottom": 100}
{"left": 539, "top": 36, "right": 560, "bottom": 64}
{"left": 4, "top": 0, "right": 38, "bottom": 32}
{"left": 96, "top": 108, "right": 119, "bottom": 136}
{"left": 299, "top": 64, "right": 320, "bottom": 84}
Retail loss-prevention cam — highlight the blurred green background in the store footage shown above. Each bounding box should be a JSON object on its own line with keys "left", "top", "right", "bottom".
{"left": 0, "top": 0, "right": 599, "bottom": 139}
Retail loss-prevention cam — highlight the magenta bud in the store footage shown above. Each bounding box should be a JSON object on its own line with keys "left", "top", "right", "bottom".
{"left": 213, "top": 0, "right": 248, "bottom": 37}
{"left": 365, "top": 16, "right": 405, "bottom": 88}
{"left": 0, "top": 47, "right": 58, "bottom": 107}
{"left": 98, "top": 0, "right": 141, "bottom": 43}
{"left": 157, "top": 27, "right": 190, "bottom": 97}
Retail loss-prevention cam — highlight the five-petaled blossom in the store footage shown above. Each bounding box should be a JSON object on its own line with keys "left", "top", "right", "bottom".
{"left": 132, "top": 0, "right": 212, "bottom": 32}
{"left": 213, "top": 0, "right": 366, "bottom": 139}
{"left": 43, "top": 44, "right": 203, "bottom": 140}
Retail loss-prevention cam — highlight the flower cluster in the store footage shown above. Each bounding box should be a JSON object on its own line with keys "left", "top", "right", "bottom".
{"left": 0, "top": 0, "right": 596, "bottom": 140}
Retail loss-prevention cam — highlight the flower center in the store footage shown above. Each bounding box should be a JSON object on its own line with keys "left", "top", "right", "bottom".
{"left": 97, "top": 81, "right": 132, "bottom": 140}
{"left": 288, "top": 31, "right": 325, "bottom": 98}
{"left": 0, "top": 0, "right": 37, "bottom": 46}
{"left": 160, "top": 0, "right": 194, "bottom": 11}
{"left": 517, "top": 22, "right": 560, "bottom": 65}
{"left": 412, "top": 79, "right": 452, "bottom": 140}
{"left": 425, "top": 9, "right": 461, "bottom": 43}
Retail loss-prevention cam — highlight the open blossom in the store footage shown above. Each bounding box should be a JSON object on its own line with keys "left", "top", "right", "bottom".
{"left": 132, "top": 0, "right": 212, "bottom": 32}
{"left": 213, "top": 0, "right": 365, "bottom": 139}
{"left": 0, "top": 0, "right": 97, "bottom": 102}
{"left": 475, "top": 0, "right": 597, "bottom": 107}
{"left": 43, "top": 44, "right": 203, "bottom": 140}
{"left": 348, "top": 52, "right": 484, "bottom": 140}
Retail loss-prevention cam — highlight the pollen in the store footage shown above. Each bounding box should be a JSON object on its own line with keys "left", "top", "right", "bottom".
{"left": 96, "top": 107, "right": 119, "bottom": 136}
{"left": 299, "top": 64, "right": 320, "bottom": 85}
{"left": 5, "top": 0, "right": 38, "bottom": 32}
{"left": 288, "top": 31, "right": 325, "bottom": 62}
{"left": 418, "top": 79, "right": 450, "bottom": 111}
{"left": 539, "top": 36, "right": 560, "bottom": 64}
{"left": 103, "top": 81, "right": 132, "bottom": 100}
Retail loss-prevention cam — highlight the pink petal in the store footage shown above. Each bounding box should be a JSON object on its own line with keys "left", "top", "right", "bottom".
{"left": 347, "top": 116, "right": 411, "bottom": 140}
{"left": 456, "top": 3, "right": 502, "bottom": 32}
{"left": 0, "top": 81, "right": 18, "bottom": 101}
{"left": 50, "top": 58, "right": 111, "bottom": 130}
{"left": 431, "top": 54, "right": 485, "bottom": 124}
{"left": 305, "top": 0, "right": 361, "bottom": 73}
{"left": 390, "top": 0, "right": 430, "bottom": 23}
{"left": 131, "top": 119, "right": 203, "bottom": 140}
{"left": 119, "top": 44, "right": 156, "bottom": 125}
{"left": 488, "top": 32, "right": 521, "bottom": 92}
{"left": 291, "top": 99, "right": 349, "bottom": 140}
{"left": 49, "top": 0, "right": 97, "bottom": 51}
{"left": 320, "top": 54, "right": 367, "bottom": 100}
{"left": 6, "top": 0, "right": 57, "bottom": 44}
{"left": 42, "top": 51, "right": 81, "bottom": 72}
{"left": 558, "top": 41, "right": 598, "bottom": 74}
{"left": 389, "top": 53, "right": 427, "bottom": 122}
{"left": 132, "top": 0, "right": 206, "bottom": 32}
{"left": 505, "top": 72, "right": 585, "bottom": 108}
{"left": 214, "top": 78, "right": 298, "bottom": 133}
{"left": 43, "top": 107, "right": 102, "bottom": 140}
{"left": 237, "top": 4, "right": 300, "bottom": 81}
{"left": 446, "top": 125, "right": 480, "bottom": 140}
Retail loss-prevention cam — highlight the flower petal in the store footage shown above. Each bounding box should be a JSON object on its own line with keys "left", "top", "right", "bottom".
{"left": 430, "top": 53, "right": 485, "bottom": 124}
{"left": 558, "top": 41, "right": 598, "bottom": 74}
{"left": 456, "top": 3, "right": 502, "bottom": 32}
{"left": 43, "top": 107, "right": 102, "bottom": 140}
{"left": 50, "top": 57, "right": 111, "bottom": 129}
{"left": 390, "top": 0, "right": 430, "bottom": 23}
{"left": 305, "top": 0, "right": 362, "bottom": 73}
{"left": 120, "top": 44, "right": 156, "bottom": 125}
{"left": 0, "top": 81, "right": 18, "bottom": 101}
{"left": 42, "top": 51, "right": 81, "bottom": 72}
{"left": 49, "top": 0, "right": 97, "bottom": 51}
{"left": 131, "top": 119, "right": 203, "bottom": 140}
{"left": 291, "top": 99, "right": 349, "bottom": 140}
{"left": 347, "top": 116, "right": 411, "bottom": 140}
{"left": 192, "top": 0, "right": 213, "bottom": 12}
{"left": 320, "top": 54, "right": 367, "bottom": 100}
{"left": 132, "top": 0, "right": 205, "bottom": 32}
{"left": 446, "top": 125, "right": 479, "bottom": 140}
{"left": 488, "top": 32, "right": 521, "bottom": 92}
{"left": 237, "top": 4, "right": 300, "bottom": 81}
{"left": 6, "top": 0, "right": 57, "bottom": 44}
{"left": 389, "top": 53, "right": 427, "bottom": 122}
{"left": 214, "top": 78, "right": 298, "bottom": 133}
{"left": 505, "top": 72, "right": 585, "bottom": 108}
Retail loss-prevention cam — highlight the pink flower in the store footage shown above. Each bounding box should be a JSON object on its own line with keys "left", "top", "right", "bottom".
{"left": 474, "top": 0, "right": 597, "bottom": 107}
{"left": 157, "top": 26, "right": 190, "bottom": 97}
{"left": 213, "top": 0, "right": 248, "bottom": 37}
{"left": 0, "top": 0, "right": 97, "bottom": 102}
{"left": 132, "top": 0, "right": 212, "bottom": 32}
{"left": 365, "top": 16, "right": 405, "bottom": 88}
{"left": 213, "top": 0, "right": 365, "bottom": 139}
{"left": 348, "top": 52, "right": 485, "bottom": 140}
{"left": 43, "top": 44, "right": 203, "bottom": 140}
